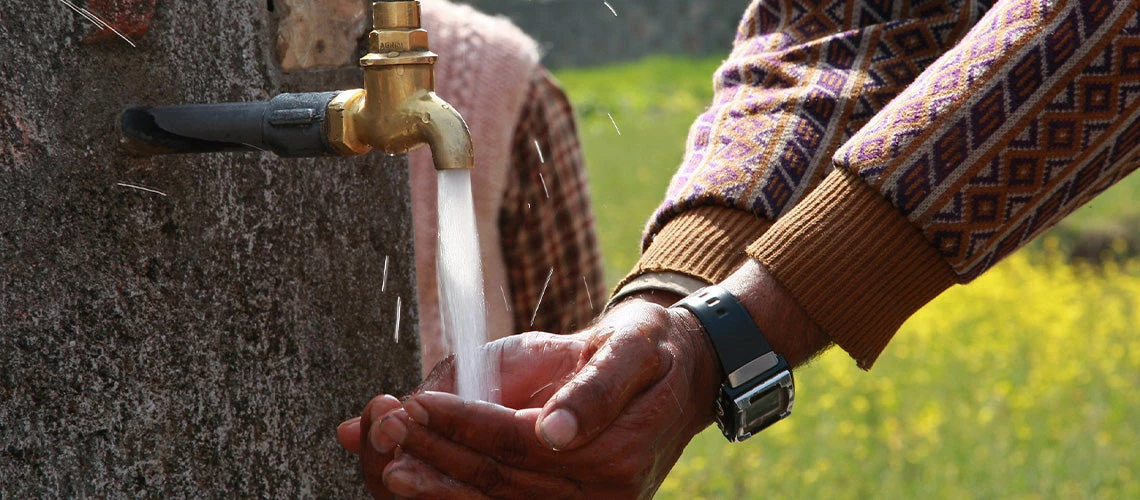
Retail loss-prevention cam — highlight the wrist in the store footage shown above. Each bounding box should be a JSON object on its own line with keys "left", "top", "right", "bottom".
{"left": 720, "top": 259, "right": 830, "bottom": 367}
{"left": 600, "top": 291, "right": 723, "bottom": 422}
{"left": 608, "top": 288, "right": 684, "bottom": 310}
{"left": 664, "top": 305, "right": 723, "bottom": 419}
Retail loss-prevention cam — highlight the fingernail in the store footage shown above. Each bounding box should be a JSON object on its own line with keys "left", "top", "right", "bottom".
{"left": 338, "top": 416, "right": 360, "bottom": 430}
{"left": 380, "top": 415, "right": 408, "bottom": 445}
{"left": 369, "top": 395, "right": 400, "bottom": 416}
{"left": 370, "top": 425, "right": 396, "bottom": 454}
{"left": 539, "top": 409, "right": 577, "bottom": 450}
{"left": 385, "top": 469, "right": 423, "bottom": 496}
{"left": 404, "top": 400, "right": 429, "bottom": 425}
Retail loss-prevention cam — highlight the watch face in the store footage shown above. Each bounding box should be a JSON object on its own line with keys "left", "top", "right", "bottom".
{"left": 717, "top": 369, "right": 794, "bottom": 442}
{"left": 743, "top": 385, "right": 790, "bottom": 430}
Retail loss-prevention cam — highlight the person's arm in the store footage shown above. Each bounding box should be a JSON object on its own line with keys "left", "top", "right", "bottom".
{"left": 619, "top": 0, "right": 989, "bottom": 292}
{"left": 350, "top": 0, "right": 1140, "bottom": 497}
{"left": 499, "top": 68, "right": 606, "bottom": 334}
{"left": 748, "top": 0, "right": 1140, "bottom": 367}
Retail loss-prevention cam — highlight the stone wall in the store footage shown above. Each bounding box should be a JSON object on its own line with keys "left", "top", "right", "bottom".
{"left": 0, "top": 1, "right": 418, "bottom": 496}
{"left": 459, "top": 0, "right": 752, "bottom": 67}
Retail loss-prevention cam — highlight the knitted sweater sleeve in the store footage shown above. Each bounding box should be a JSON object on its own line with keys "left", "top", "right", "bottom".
{"left": 621, "top": 0, "right": 990, "bottom": 289}
{"left": 634, "top": 0, "right": 1140, "bottom": 368}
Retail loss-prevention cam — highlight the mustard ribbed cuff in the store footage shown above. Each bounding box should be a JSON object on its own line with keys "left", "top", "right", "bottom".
{"left": 748, "top": 169, "right": 957, "bottom": 369}
{"left": 616, "top": 206, "right": 772, "bottom": 296}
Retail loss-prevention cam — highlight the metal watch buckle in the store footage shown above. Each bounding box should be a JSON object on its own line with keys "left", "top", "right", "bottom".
{"left": 715, "top": 369, "right": 794, "bottom": 442}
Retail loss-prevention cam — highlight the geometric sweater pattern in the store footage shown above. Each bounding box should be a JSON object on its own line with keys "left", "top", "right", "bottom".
{"left": 842, "top": 0, "right": 1140, "bottom": 280}
{"left": 652, "top": 0, "right": 1140, "bottom": 281}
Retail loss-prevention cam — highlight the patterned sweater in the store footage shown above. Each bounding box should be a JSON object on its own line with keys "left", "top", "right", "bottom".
{"left": 625, "top": 0, "right": 1140, "bottom": 368}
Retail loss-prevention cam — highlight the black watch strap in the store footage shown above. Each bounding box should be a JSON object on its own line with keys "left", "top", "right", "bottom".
{"left": 672, "top": 285, "right": 779, "bottom": 388}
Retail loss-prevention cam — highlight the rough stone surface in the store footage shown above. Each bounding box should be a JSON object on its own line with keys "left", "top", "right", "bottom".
{"left": 457, "top": 0, "right": 753, "bottom": 68}
{"left": 1, "top": 1, "right": 420, "bottom": 496}
{"left": 274, "top": 0, "right": 369, "bottom": 71}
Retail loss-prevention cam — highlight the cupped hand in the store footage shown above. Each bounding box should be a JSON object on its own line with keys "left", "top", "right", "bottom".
{"left": 377, "top": 296, "right": 724, "bottom": 499}
{"left": 336, "top": 330, "right": 591, "bottom": 498}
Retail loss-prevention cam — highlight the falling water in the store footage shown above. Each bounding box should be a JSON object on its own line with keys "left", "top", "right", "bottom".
{"left": 436, "top": 169, "right": 496, "bottom": 402}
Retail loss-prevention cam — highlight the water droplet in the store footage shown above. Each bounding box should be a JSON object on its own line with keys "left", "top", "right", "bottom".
{"left": 420, "top": 113, "right": 430, "bottom": 123}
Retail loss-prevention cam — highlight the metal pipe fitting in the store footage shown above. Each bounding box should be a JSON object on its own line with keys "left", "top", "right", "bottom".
{"left": 121, "top": 92, "right": 339, "bottom": 157}
{"left": 327, "top": 0, "right": 473, "bottom": 169}
{"left": 120, "top": 1, "right": 473, "bottom": 171}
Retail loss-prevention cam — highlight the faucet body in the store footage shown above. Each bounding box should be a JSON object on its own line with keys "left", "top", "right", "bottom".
{"left": 328, "top": 1, "right": 473, "bottom": 170}
{"left": 121, "top": 1, "right": 473, "bottom": 171}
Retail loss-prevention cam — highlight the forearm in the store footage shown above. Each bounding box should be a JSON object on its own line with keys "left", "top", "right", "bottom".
{"left": 632, "top": 0, "right": 1140, "bottom": 370}
{"left": 749, "top": 0, "right": 1140, "bottom": 367}
{"left": 835, "top": 0, "right": 1140, "bottom": 281}
{"left": 622, "top": 0, "right": 987, "bottom": 292}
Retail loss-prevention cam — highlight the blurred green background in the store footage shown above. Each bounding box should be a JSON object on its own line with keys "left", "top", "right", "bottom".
{"left": 553, "top": 56, "right": 1140, "bottom": 498}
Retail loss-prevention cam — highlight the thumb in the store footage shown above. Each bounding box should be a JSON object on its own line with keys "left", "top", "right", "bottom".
{"left": 535, "top": 327, "right": 667, "bottom": 451}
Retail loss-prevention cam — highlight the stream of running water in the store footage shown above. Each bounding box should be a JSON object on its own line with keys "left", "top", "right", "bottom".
{"left": 435, "top": 169, "right": 496, "bottom": 402}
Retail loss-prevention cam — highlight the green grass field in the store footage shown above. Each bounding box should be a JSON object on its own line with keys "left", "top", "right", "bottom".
{"left": 555, "top": 56, "right": 1140, "bottom": 498}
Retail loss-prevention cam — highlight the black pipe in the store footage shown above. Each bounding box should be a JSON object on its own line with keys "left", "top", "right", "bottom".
{"left": 121, "top": 92, "right": 341, "bottom": 158}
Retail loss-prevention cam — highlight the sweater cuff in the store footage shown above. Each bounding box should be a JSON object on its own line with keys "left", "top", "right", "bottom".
{"left": 747, "top": 169, "right": 957, "bottom": 369}
{"left": 615, "top": 206, "right": 772, "bottom": 296}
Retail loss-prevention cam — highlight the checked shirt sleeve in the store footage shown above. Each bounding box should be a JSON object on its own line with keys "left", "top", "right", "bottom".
{"left": 750, "top": 0, "right": 1140, "bottom": 367}
{"left": 499, "top": 68, "right": 606, "bottom": 334}
{"left": 621, "top": 0, "right": 991, "bottom": 292}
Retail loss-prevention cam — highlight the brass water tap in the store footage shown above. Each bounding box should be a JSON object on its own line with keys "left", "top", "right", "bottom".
{"left": 328, "top": 1, "right": 473, "bottom": 170}
{"left": 121, "top": 1, "right": 472, "bottom": 172}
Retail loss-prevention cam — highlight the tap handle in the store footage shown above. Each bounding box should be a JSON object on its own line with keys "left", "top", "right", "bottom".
{"left": 121, "top": 92, "right": 341, "bottom": 158}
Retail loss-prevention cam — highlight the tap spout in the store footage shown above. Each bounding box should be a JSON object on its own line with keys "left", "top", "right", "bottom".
{"left": 326, "top": 1, "right": 472, "bottom": 170}
{"left": 408, "top": 90, "right": 475, "bottom": 171}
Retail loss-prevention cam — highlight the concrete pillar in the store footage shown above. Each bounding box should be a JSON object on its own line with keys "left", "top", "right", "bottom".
{"left": 0, "top": 1, "right": 419, "bottom": 496}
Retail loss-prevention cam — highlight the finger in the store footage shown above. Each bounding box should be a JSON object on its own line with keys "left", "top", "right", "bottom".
{"left": 360, "top": 395, "right": 402, "bottom": 496}
{"left": 538, "top": 329, "right": 667, "bottom": 450}
{"left": 382, "top": 407, "right": 580, "bottom": 498}
{"left": 384, "top": 454, "right": 492, "bottom": 499}
{"left": 495, "top": 333, "right": 587, "bottom": 409}
{"left": 337, "top": 417, "right": 362, "bottom": 455}
{"left": 416, "top": 354, "right": 457, "bottom": 394}
{"left": 406, "top": 392, "right": 569, "bottom": 471}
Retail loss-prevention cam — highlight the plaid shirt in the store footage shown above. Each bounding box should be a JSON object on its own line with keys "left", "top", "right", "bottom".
{"left": 499, "top": 68, "right": 605, "bottom": 334}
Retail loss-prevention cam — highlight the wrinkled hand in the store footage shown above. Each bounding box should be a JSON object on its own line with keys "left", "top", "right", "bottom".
{"left": 375, "top": 296, "right": 723, "bottom": 498}
{"left": 336, "top": 331, "right": 590, "bottom": 498}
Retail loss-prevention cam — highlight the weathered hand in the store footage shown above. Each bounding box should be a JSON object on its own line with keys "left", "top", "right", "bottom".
{"left": 376, "top": 296, "right": 724, "bottom": 498}
{"left": 336, "top": 331, "right": 590, "bottom": 498}
{"left": 343, "top": 260, "right": 829, "bottom": 498}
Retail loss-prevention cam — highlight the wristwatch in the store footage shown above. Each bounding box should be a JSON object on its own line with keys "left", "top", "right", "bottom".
{"left": 672, "top": 285, "right": 794, "bottom": 442}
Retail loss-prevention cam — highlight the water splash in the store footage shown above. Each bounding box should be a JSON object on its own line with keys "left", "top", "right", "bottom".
{"left": 57, "top": 0, "right": 137, "bottom": 48}
{"left": 607, "top": 113, "right": 622, "bottom": 135}
{"left": 381, "top": 255, "right": 390, "bottom": 293}
{"left": 583, "top": 275, "right": 594, "bottom": 311}
{"left": 534, "top": 139, "right": 545, "bottom": 164}
{"left": 531, "top": 267, "right": 554, "bottom": 327}
{"left": 394, "top": 296, "right": 402, "bottom": 343}
{"left": 500, "top": 285, "right": 512, "bottom": 313}
{"left": 539, "top": 172, "right": 550, "bottom": 199}
{"left": 115, "top": 182, "right": 167, "bottom": 197}
{"left": 436, "top": 169, "right": 496, "bottom": 402}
